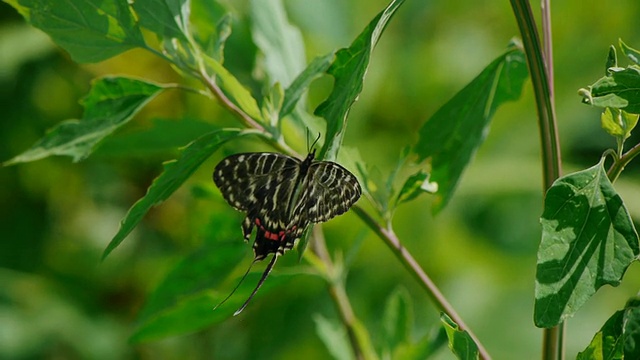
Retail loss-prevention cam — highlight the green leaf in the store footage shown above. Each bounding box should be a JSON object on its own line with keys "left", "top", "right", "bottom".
{"left": 577, "top": 310, "right": 624, "bottom": 360}
{"left": 280, "top": 53, "right": 334, "bottom": 119}
{"left": 395, "top": 170, "right": 437, "bottom": 207}
{"left": 4, "top": 77, "right": 165, "bottom": 165}
{"left": 93, "top": 118, "right": 219, "bottom": 158}
{"left": 620, "top": 39, "right": 640, "bottom": 66}
{"left": 250, "top": 0, "right": 305, "bottom": 88}
{"left": 313, "top": 314, "right": 354, "bottom": 360}
{"left": 6, "top": 0, "right": 146, "bottom": 63}
{"left": 101, "top": 129, "right": 243, "bottom": 260}
{"left": 440, "top": 313, "right": 479, "bottom": 360}
{"left": 381, "top": 287, "right": 412, "bottom": 356}
{"left": 202, "top": 54, "right": 264, "bottom": 122}
{"left": 624, "top": 297, "right": 640, "bottom": 359}
{"left": 577, "top": 296, "right": 640, "bottom": 360}
{"left": 413, "top": 46, "right": 528, "bottom": 213}
{"left": 132, "top": 242, "right": 294, "bottom": 342}
{"left": 601, "top": 107, "right": 639, "bottom": 140}
{"left": 583, "top": 67, "right": 640, "bottom": 113}
{"left": 132, "top": 0, "right": 190, "bottom": 41}
{"left": 315, "top": 0, "right": 406, "bottom": 161}
{"left": 606, "top": 45, "right": 618, "bottom": 74}
{"left": 534, "top": 159, "right": 640, "bottom": 327}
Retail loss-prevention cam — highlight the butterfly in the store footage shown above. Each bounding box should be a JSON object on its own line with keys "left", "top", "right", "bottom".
{"left": 212, "top": 147, "right": 361, "bottom": 315}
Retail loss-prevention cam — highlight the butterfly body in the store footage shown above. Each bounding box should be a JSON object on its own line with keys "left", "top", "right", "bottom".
{"left": 214, "top": 150, "right": 361, "bottom": 260}
{"left": 212, "top": 149, "right": 361, "bottom": 314}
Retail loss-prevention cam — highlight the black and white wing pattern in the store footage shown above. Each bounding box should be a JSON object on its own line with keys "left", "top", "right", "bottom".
{"left": 212, "top": 149, "right": 361, "bottom": 315}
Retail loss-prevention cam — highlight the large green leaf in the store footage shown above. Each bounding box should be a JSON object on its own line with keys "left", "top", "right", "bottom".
{"left": 534, "top": 159, "right": 639, "bottom": 327}
{"left": 440, "top": 313, "right": 479, "bottom": 360}
{"left": 413, "top": 46, "right": 528, "bottom": 213}
{"left": 280, "top": 53, "right": 334, "bottom": 119}
{"left": 582, "top": 67, "right": 640, "bottom": 113}
{"left": 314, "top": 0, "right": 405, "bottom": 161}
{"left": 6, "top": 0, "right": 146, "bottom": 63}
{"left": 577, "top": 296, "right": 640, "bottom": 360}
{"left": 101, "top": 129, "right": 242, "bottom": 260}
{"left": 132, "top": 0, "right": 190, "bottom": 41}
{"left": 250, "top": 0, "right": 305, "bottom": 88}
{"left": 132, "top": 241, "right": 294, "bottom": 342}
{"left": 4, "top": 77, "right": 165, "bottom": 165}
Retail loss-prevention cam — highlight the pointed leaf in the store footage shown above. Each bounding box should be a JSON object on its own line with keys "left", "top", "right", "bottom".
{"left": 4, "top": 77, "right": 165, "bottom": 165}
{"left": 280, "top": 53, "right": 334, "bottom": 118}
{"left": 440, "top": 313, "right": 479, "bottom": 360}
{"left": 132, "top": 0, "right": 190, "bottom": 41}
{"left": 395, "top": 170, "right": 437, "bottom": 207}
{"left": 413, "top": 46, "right": 527, "bottom": 213}
{"left": 606, "top": 45, "right": 618, "bottom": 74}
{"left": 620, "top": 39, "right": 640, "bottom": 66}
{"left": 534, "top": 159, "right": 639, "bottom": 327}
{"left": 101, "top": 129, "right": 243, "bottom": 260}
{"left": 202, "top": 55, "right": 263, "bottom": 122}
{"left": 315, "top": 0, "right": 405, "bottom": 160}
{"left": 6, "top": 0, "right": 146, "bottom": 63}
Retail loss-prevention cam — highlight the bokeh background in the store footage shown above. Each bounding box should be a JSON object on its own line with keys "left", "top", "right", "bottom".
{"left": 2, "top": 0, "right": 640, "bottom": 359}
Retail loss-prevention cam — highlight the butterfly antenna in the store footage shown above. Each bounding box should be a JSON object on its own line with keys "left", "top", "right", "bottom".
{"left": 311, "top": 132, "right": 321, "bottom": 150}
{"left": 233, "top": 254, "right": 279, "bottom": 316}
{"left": 213, "top": 258, "right": 256, "bottom": 312}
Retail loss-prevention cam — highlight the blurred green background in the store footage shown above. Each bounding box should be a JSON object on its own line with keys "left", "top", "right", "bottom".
{"left": 2, "top": 0, "right": 640, "bottom": 359}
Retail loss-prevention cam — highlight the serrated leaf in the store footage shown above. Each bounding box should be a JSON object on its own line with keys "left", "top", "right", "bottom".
{"left": 132, "top": 241, "right": 293, "bottom": 342}
{"left": 6, "top": 0, "right": 146, "bottom": 63}
{"left": 381, "top": 287, "right": 412, "bottom": 356}
{"left": 413, "top": 46, "right": 528, "bottom": 213}
{"left": 250, "top": 0, "right": 305, "bottom": 88}
{"left": 313, "top": 314, "right": 354, "bottom": 360}
{"left": 132, "top": 0, "right": 190, "bottom": 41}
{"left": 4, "top": 77, "right": 165, "bottom": 165}
{"left": 534, "top": 159, "right": 639, "bottom": 327}
{"left": 440, "top": 313, "right": 479, "bottom": 360}
{"left": 584, "top": 67, "right": 640, "bottom": 113}
{"left": 620, "top": 39, "right": 640, "bottom": 66}
{"left": 315, "top": 0, "right": 405, "bottom": 161}
{"left": 101, "top": 129, "right": 243, "bottom": 260}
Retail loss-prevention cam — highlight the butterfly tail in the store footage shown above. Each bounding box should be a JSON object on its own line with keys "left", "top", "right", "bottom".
{"left": 233, "top": 254, "right": 279, "bottom": 316}
{"left": 213, "top": 259, "right": 256, "bottom": 312}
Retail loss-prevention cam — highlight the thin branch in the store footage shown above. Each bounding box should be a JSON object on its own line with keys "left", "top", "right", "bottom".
{"left": 608, "top": 141, "right": 640, "bottom": 182}
{"left": 311, "top": 226, "right": 369, "bottom": 360}
{"left": 352, "top": 205, "right": 492, "bottom": 360}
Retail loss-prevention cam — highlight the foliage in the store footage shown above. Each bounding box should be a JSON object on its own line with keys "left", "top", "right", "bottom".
{"left": 4, "top": 0, "right": 640, "bottom": 359}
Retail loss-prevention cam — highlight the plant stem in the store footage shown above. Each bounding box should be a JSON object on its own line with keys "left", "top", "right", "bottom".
{"left": 311, "top": 226, "right": 372, "bottom": 360}
{"left": 352, "top": 205, "right": 492, "bottom": 360}
{"left": 608, "top": 141, "right": 640, "bottom": 182}
{"left": 510, "top": 0, "right": 563, "bottom": 359}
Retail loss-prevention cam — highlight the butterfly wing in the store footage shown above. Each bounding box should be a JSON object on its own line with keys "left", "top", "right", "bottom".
{"left": 289, "top": 161, "right": 361, "bottom": 228}
{"left": 213, "top": 152, "right": 302, "bottom": 259}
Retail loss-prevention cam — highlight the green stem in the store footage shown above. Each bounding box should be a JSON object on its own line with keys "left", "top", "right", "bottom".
{"left": 608, "top": 141, "right": 640, "bottom": 182}
{"left": 510, "top": 0, "right": 563, "bottom": 359}
{"left": 352, "top": 206, "right": 492, "bottom": 360}
{"left": 311, "top": 226, "right": 374, "bottom": 360}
